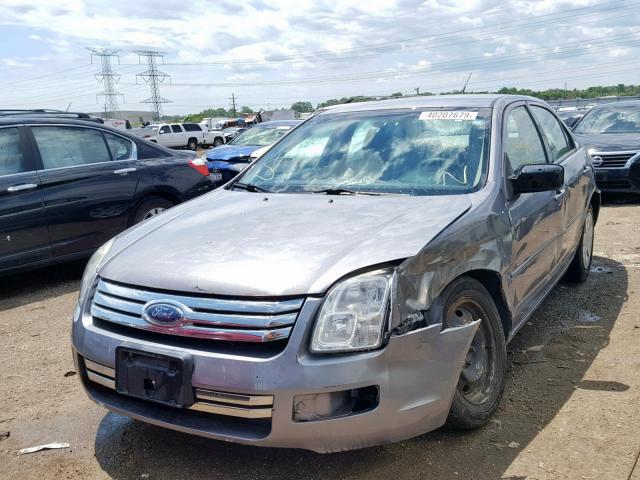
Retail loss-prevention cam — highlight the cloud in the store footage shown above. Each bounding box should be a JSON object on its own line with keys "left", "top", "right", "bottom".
{"left": 3, "top": 58, "right": 33, "bottom": 67}
{"left": 0, "top": 0, "right": 638, "bottom": 113}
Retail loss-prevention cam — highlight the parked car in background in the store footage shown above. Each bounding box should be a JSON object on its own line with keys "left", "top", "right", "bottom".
{"left": 206, "top": 120, "right": 301, "bottom": 184}
{"left": 557, "top": 110, "right": 584, "bottom": 128}
{"left": 0, "top": 112, "right": 213, "bottom": 275}
{"left": 102, "top": 118, "right": 132, "bottom": 130}
{"left": 146, "top": 123, "right": 224, "bottom": 150}
{"left": 73, "top": 95, "right": 599, "bottom": 452}
{"left": 572, "top": 100, "right": 640, "bottom": 193}
{"left": 199, "top": 117, "right": 227, "bottom": 131}
{"left": 222, "top": 126, "right": 247, "bottom": 143}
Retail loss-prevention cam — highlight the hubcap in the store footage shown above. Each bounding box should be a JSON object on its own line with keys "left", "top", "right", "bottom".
{"left": 582, "top": 210, "right": 594, "bottom": 267}
{"left": 447, "top": 297, "right": 497, "bottom": 405}
{"left": 143, "top": 207, "right": 166, "bottom": 220}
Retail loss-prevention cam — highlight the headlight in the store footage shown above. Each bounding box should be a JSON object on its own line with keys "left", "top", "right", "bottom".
{"left": 78, "top": 238, "right": 114, "bottom": 307}
{"left": 311, "top": 270, "right": 393, "bottom": 353}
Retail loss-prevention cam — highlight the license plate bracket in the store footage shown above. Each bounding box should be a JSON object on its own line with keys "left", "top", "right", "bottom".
{"left": 115, "top": 345, "right": 194, "bottom": 408}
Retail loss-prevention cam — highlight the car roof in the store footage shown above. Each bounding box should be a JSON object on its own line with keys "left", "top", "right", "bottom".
{"left": 589, "top": 100, "right": 640, "bottom": 110}
{"left": 318, "top": 94, "right": 540, "bottom": 114}
{"left": 0, "top": 116, "right": 116, "bottom": 129}
{"left": 255, "top": 120, "right": 303, "bottom": 127}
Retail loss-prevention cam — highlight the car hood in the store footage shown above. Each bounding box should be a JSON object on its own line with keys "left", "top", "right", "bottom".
{"left": 205, "top": 145, "right": 260, "bottom": 162}
{"left": 573, "top": 132, "right": 640, "bottom": 151}
{"left": 99, "top": 190, "right": 472, "bottom": 297}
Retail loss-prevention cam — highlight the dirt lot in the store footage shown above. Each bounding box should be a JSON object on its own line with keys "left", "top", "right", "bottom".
{"left": 1, "top": 197, "right": 639, "bottom": 480}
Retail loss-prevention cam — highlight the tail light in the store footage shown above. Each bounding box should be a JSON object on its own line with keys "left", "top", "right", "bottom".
{"left": 143, "top": 134, "right": 151, "bottom": 138}
{"left": 189, "top": 157, "right": 210, "bottom": 177}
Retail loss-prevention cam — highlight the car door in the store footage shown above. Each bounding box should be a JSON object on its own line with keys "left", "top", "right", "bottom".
{"left": 0, "top": 125, "right": 51, "bottom": 271}
{"left": 503, "top": 103, "right": 565, "bottom": 326}
{"left": 29, "top": 125, "right": 140, "bottom": 257}
{"left": 170, "top": 124, "right": 184, "bottom": 147}
{"left": 529, "top": 103, "right": 588, "bottom": 266}
{"left": 156, "top": 125, "right": 172, "bottom": 147}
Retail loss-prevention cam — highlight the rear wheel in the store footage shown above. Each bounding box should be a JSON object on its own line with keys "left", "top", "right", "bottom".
{"left": 131, "top": 197, "right": 174, "bottom": 225}
{"left": 187, "top": 138, "right": 198, "bottom": 150}
{"left": 441, "top": 277, "right": 508, "bottom": 429}
{"left": 564, "top": 206, "right": 594, "bottom": 283}
{"left": 213, "top": 137, "right": 224, "bottom": 147}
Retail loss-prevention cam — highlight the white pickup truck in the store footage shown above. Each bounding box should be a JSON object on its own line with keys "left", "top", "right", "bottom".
{"left": 147, "top": 123, "right": 225, "bottom": 150}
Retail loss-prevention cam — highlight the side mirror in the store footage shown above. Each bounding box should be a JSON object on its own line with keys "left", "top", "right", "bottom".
{"left": 510, "top": 164, "right": 564, "bottom": 194}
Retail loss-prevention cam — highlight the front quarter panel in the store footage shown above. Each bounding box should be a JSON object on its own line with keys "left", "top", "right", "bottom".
{"left": 393, "top": 186, "right": 513, "bottom": 335}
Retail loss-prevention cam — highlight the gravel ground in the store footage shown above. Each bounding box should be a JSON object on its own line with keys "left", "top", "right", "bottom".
{"left": 1, "top": 196, "right": 639, "bottom": 480}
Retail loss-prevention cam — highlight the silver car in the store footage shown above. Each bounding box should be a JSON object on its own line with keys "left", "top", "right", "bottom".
{"left": 72, "top": 95, "right": 599, "bottom": 452}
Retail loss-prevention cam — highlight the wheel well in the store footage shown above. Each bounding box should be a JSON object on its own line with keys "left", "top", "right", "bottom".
{"left": 590, "top": 190, "right": 601, "bottom": 223}
{"left": 464, "top": 270, "right": 512, "bottom": 339}
{"left": 188, "top": 137, "right": 198, "bottom": 144}
{"left": 129, "top": 192, "right": 180, "bottom": 226}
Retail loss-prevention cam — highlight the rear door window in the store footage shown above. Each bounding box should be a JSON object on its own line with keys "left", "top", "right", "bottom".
{"left": 103, "top": 132, "right": 134, "bottom": 160}
{"left": 170, "top": 125, "right": 183, "bottom": 133}
{"left": 530, "top": 106, "right": 573, "bottom": 162}
{"left": 182, "top": 124, "right": 201, "bottom": 132}
{"left": 32, "top": 126, "right": 111, "bottom": 169}
{"left": 0, "top": 127, "right": 26, "bottom": 175}
{"left": 504, "top": 106, "right": 548, "bottom": 173}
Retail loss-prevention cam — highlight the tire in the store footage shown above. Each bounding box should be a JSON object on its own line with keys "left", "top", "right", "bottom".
{"left": 213, "top": 137, "right": 224, "bottom": 147}
{"left": 187, "top": 138, "right": 198, "bottom": 151}
{"left": 131, "top": 197, "right": 174, "bottom": 225}
{"left": 439, "top": 277, "right": 508, "bottom": 430}
{"left": 564, "top": 206, "right": 595, "bottom": 283}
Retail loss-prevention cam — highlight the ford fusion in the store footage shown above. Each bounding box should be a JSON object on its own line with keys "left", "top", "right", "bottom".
{"left": 572, "top": 100, "right": 640, "bottom": 193}
{"left": 73, "top": 95, "right": 599, "bottom": 452}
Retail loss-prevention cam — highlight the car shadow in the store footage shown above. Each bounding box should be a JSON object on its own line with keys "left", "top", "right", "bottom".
{"left": 0, "top": 259, "right": 85, "bottom": 311}
{"left": 93, "top": 255, "right": 627, "bottom": 480}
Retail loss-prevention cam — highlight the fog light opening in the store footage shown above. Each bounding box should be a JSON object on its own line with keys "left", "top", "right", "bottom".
{"left": 293, "top": 385, "right": 379, "bottom": 422}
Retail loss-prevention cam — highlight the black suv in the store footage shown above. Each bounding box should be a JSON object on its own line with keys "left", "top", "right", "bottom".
{"left": 0, "top": 113, "right": 214, "bottom": 274}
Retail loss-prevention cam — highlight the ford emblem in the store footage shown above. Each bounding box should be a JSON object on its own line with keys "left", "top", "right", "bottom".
{"left": 142, "top": 300, "right": 186, "bottom": 326}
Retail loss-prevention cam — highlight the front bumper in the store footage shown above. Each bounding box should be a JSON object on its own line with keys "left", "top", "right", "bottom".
{"left": 594, "top": 162, "right": 640, "bottom": 192}
{"left": 72, "top": 298, "right": 478, "bottom": 453}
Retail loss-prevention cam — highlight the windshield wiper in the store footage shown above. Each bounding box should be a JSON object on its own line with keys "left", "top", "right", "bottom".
{"left": 232, "top": 182, "right": 271, "bottom": 193}
{"left": 311, "top": 188, "right": 382, "bottom": 196}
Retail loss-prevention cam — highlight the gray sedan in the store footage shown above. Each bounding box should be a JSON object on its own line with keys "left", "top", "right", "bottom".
{"left": 72, "top": 94, "right": 599, "bottom": 452}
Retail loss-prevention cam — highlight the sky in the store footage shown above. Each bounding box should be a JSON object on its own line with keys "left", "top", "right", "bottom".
{"left": 0, "top": 0, "right": 639, "bottom": 115}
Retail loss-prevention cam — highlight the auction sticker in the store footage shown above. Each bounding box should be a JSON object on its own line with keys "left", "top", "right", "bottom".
{"left": 419, "top": 111, "right": 478, "bottom": 120}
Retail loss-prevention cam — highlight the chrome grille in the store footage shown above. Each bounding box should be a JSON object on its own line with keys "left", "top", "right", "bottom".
{"left": 90, "top": 279, "right": 304, "bottom": 342}
{"left": 592, "top": 151, "right": 638, "bottom": 168}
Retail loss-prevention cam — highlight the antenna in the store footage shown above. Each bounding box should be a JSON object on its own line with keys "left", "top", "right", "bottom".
{"left": 87, "top": 48, "right": 123, "bottom": 118}
{"left": 461, "top": 72, "right": 473, "bottom": 94}
{"left": 136, "top": 50, "right": 172, "bottom": 120}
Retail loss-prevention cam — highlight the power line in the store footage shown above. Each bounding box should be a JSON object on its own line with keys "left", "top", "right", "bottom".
{"left": 136, "top": 50, "right": 171, "bottom": 120}
{"left": 87, "top": 48, "right": 124, "bottom": 118}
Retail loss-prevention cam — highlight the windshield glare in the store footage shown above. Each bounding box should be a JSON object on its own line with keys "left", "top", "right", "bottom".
{"left": 236, "top": 108, "right": 491, "bottom": 195}
{"left": 230, "top": 125, "right": 292, "bottom": 146}
{"left": 574, "top": 106, "right": 640, "bottom": 134}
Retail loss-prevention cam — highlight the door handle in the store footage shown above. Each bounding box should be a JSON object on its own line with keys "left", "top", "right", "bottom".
{"left": 553, "top": 189, "right": 566, "bottom": 201}
{"left": 113, "top": 167, "right": 137, "bottom": 175}
{"left": 7, "top": 183, "right": 38, "bottom": 193}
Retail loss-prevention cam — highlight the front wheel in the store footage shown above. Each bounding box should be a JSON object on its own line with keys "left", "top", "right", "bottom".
{"left": 441, "top": 277, "right": 508, "bottom": 429}
{"left": 564, "top": 206, "right": 595, "bottom": 283}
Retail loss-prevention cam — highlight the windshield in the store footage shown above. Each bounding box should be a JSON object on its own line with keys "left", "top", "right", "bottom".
{"left": 574, "top": 105, "right": 640, "bottom": 134}
{"left": 236, "top": 108, "right": 491, "bottom": 195}
{"left": 229, "top": 124, "right": 293, "bottom": 146}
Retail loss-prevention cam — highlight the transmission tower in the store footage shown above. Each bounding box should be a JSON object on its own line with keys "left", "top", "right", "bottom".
{"left": 87, "top": 48, "right": 123, "bottom": 118}
{"left": 136, "top": 50, "right": 171, "bottom": 120}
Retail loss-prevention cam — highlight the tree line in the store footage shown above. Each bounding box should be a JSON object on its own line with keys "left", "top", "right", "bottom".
{"left": 174, "top": 83, "right": 640, "bottom": 121}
